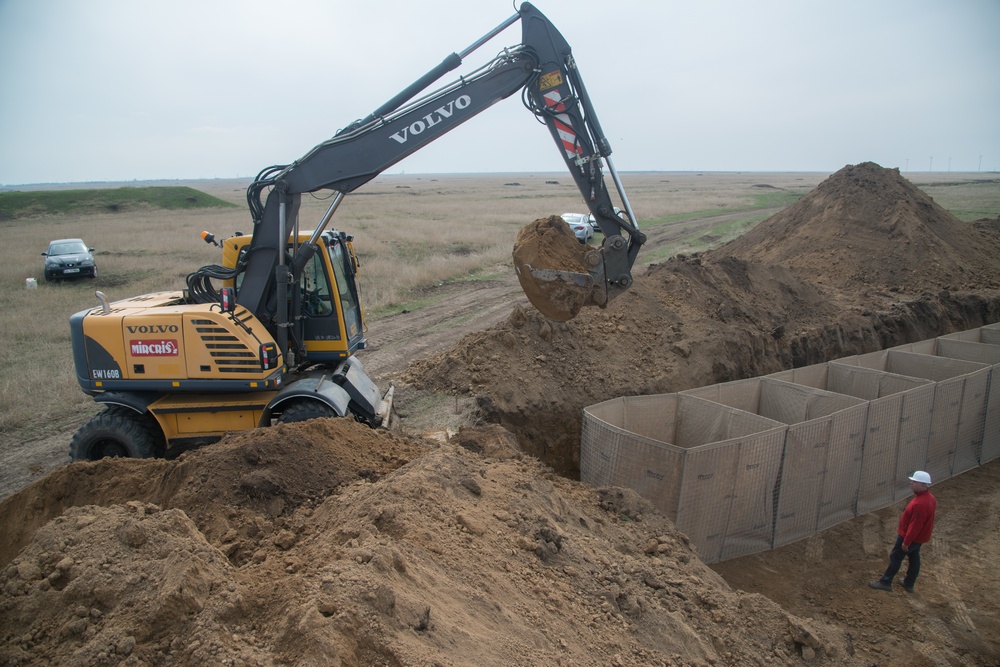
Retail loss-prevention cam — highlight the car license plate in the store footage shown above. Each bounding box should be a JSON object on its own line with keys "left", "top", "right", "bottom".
{"left": 65, "top": 268, "right": 80, "bottom": 274}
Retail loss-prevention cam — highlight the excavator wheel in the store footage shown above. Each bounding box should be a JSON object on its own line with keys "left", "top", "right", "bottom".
{"left": 276, "top": 400, "right": 336, "bottom": 424}
{"left": 69, "top": 406, "right": 164, "bottom": 461}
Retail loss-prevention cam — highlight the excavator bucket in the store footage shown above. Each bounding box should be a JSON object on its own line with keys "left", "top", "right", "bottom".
{"left": 512, "top": 216, "right": 603, "bottom": 321}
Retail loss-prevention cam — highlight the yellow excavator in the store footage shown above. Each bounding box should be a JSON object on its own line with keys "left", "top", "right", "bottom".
{"left": 67, "top": 2, "right": 645, "bottom": 460}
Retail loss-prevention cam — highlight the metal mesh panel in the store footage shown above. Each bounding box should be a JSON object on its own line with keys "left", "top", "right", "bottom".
{"left": 933, "top": 338, "right": 1000, "bottom": 468}
{"left": 927, "top": 376, "right": 977, "bottom": 483}
{"left": 675, "top": 393, "right": 779, "bottom": 445}
{"left": 773, "top": 400, "right": 869, "bottom": 548}
{"left": 885, "top": 349, "right": 987, "bottom": 383}
{"left": 579, "top": 324, "right": 1000, "bottom": 564}
{"left": 610, "top": 436, "right": 685, "bottom": 518}
{"left": 681, "top": 379, "right": 762, "bottom": 413}
{"left": 719, "top": 430, "right": 787, "bottom": 560}
{"left": 938, "top": 328, "right": 1000, "bottom": 463}
{"left": 817, "top": 400, "right": 867, "bottom": 531}
{"left": 579, "top": 406, "right": 623, "bottom": 488}
{"left": 826, "top": 364, "right": 882, "bottom": 399}
{"left": 983, "top": 371, "right": 1000, "bottom": 463}
{"left": 982, "top": 325, "right": 1000, "bottom": 346}
{"left": 891, "top": 385, "right": 936, "bottom": 500}
{"left": 767, "top": 363, "right": 828, "bottom": 389}
{"left": 936, "top": 338, "right": 1000, "bottom": 365}
{"left": 953, "top": 369, "right": 990, "bottom": 474}
{"left": 857, "top": 391, "right": 902, "bottom": 513}
{"left": 674, "top": 441, "right": 741, "bottom": 564}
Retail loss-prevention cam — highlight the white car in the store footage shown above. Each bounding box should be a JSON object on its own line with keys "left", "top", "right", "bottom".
{"left": 560, "top": 213, "right": 594, "bottom": 243}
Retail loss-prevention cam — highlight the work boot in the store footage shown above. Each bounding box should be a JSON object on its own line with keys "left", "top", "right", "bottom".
{"left": 868, "top": 580, "right": 892, "bottom": 591}
{"left": 897, "top": 578, "right": 914, "bottom": 593}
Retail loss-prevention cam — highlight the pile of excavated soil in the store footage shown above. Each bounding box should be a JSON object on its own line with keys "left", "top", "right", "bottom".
{"left": 723, "top": 162, "right": 1000, "bottom": 292}
{"left": 2, "top": 163, "right": 999, "bottom": 666}
{"left": 0, "top": 420, "right": 850, "bottom": 666}
{"left": 403, "top": 162, "right": 1000, "bottom": 476}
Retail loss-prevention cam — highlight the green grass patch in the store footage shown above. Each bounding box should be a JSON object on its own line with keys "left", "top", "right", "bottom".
{"left": 643, "top": 213, "right": 770, "bottom": 263}
{"left": 369, "top": 267, "right": 507, "bottom": 319}
{"left": 369, "top": 290, "right": 454, "bottom": 319}
{"left": 751, "top": 190, "right": 803, "bottom": 207}
{"left": 949, "top": 208, "right": 1000, "bottom": 222}
{"left": 0, "top": 186, "right": 237, "bottom": 220}
{"left": 642, "top": 191, "right": 803, "bottom": 230}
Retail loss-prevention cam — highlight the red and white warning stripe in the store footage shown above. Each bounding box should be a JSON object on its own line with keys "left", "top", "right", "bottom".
{"left": 543, "top": 90, "right": 583, "bottom": 159}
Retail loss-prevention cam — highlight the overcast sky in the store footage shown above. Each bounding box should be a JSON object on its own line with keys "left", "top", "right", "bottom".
{"left": 1, "top": 0, "right": 998, "bottom": 185}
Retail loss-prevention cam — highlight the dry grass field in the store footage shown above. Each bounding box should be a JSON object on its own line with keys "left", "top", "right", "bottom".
{"left": 1, "top": 169, "right": 996, "bottom": 445}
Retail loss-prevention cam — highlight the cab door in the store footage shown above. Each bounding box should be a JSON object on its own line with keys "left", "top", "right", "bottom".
{"left": 299, "top": 233, "right": 366, "bottom": 361}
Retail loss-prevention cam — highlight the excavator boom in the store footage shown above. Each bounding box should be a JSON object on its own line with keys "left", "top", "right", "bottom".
{"left": 233, "top": 2, "right": 644, "bottom": 340}
{"left": 67, "top": 3, "right": 644, "bottom": 461}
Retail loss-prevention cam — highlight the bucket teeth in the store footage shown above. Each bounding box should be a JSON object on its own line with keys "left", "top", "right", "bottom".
{"left": 524, "top": 265, "right": 594, "bottom": 288}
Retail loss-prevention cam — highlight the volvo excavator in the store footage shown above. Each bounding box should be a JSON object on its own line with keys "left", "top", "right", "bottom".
{"left": 67, "top": 2, "right": 645, "bottom": 460}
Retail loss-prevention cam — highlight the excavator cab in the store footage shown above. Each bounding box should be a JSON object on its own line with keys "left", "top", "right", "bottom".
{"left": 221, "top": 229, "right": 367, "bottom": 365}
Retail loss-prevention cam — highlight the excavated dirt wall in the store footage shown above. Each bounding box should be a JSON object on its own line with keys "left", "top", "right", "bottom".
{"left": 404, "top": 163, "right": 1000, "bottom": 477}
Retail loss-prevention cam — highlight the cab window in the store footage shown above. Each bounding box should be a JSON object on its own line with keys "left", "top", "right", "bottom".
{"left": 300, "top": 251, "right": 333, "bottom": 317}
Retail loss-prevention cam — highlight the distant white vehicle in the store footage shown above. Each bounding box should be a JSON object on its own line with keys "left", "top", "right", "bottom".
{"left": 560, "top": 213, "right": 594, "bottom": 243}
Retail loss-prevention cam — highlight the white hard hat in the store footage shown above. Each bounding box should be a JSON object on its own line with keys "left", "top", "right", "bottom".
{"left": 908, "top": 470, "right": 932, "bottom": 485}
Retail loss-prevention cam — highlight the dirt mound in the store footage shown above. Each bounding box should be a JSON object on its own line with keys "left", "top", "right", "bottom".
{"left": 723, "top": 162, "right": 1000, "bottom": 291}
{"left": 0, "top": 420, "right": 852, "bottom": 666}
{"left": 0, "top": 419, "right": 431, "bottom": 569}
{"left": 512, "top": 215, "right": 596, "bottom": 321}
{"left": 402, "top": 163, "right": 1000, "bottom": 476}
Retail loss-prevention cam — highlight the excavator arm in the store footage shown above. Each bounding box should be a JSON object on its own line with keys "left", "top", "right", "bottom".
{"left": 231, "top": 2, "right": 644, "bottom": 351}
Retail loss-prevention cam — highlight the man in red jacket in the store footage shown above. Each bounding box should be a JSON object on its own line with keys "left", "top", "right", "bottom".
{"left": 869, "top": 470, "right": 937, "bottom": 593}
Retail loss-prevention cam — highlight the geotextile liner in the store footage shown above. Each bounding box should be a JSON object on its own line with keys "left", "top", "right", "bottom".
{"left": 581, "top": 324, "right": 1000, "bottom": 563}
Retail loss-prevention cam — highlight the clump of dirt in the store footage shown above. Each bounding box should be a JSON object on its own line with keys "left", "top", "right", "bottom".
{"left": 403, "top": 163, "right": 1000, "bottom": 477}
{"left": 513, "top": 215, "right": 595, "bottom": 321}
{"left": 0, "top": 419, "right": 852, "bottom": 666}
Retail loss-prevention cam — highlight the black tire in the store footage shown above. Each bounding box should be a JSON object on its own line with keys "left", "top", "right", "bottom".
{"left": 70, "top": 407, "right": 164, "bottom": 461}
{"left": 276, "top": 400, "right": 337, "bottom": 424}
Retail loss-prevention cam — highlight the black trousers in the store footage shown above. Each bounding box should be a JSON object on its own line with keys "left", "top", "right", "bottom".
{"left": 880, "top": 535, "right": 922, "bottom": 586}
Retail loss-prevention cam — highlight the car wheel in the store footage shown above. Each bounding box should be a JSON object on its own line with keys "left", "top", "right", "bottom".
{"left": 89, "top": 267, "right": 98, "bottom": 279}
